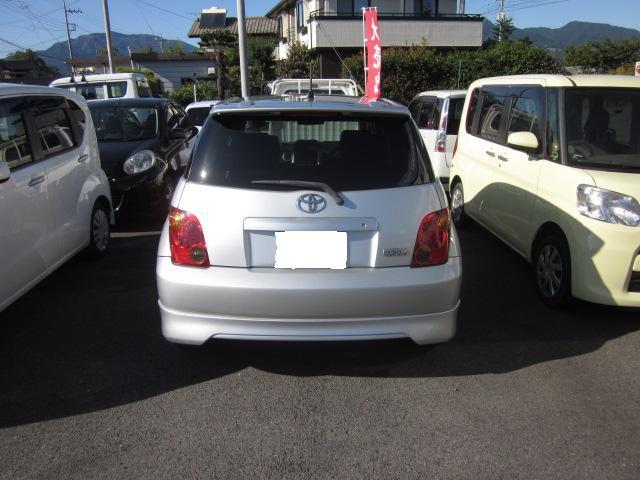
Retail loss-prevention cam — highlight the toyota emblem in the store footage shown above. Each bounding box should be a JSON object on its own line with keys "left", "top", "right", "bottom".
{"left": 297, "top": 193, "right": 327, "bottom": 214}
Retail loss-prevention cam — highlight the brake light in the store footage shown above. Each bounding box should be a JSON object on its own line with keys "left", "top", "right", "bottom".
{"left": 410, "top": 208, "right": 450, "bottom": 267}
{"left": 169, "top": 207, "right": 210, "bottom": 267}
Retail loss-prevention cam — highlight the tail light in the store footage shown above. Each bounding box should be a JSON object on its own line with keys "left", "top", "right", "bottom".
{"left": 435, "top": 131, "right": 446, "bottom": 153}
{"left": 410, "top": 208, "right": 450, "bottom": 268}
{"left": 169, "top": 207, "right": 210, "bottom": 267}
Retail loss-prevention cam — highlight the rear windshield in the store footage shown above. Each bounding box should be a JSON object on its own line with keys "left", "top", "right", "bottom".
{"left": 565, "top": 88, "right": 640, "bottom": 171}
{"left": 187, "top": 107, "right": 212, "bottom": 127}
{"left": 188, "top": 112, "right": 432, "bottom": 191}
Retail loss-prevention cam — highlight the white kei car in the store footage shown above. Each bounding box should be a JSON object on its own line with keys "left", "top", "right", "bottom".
{"left": 0, "top": 84, "right": 113, "bottom": 313}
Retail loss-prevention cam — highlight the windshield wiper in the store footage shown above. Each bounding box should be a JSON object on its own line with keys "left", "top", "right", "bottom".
{"left": 251, "top": 180, "right": 344, "bottom": 206}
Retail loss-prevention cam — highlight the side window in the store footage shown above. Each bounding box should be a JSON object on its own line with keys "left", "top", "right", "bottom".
{"left": 107, "top": 82, "right": 128, "bottom": 98}
{"left": 546, "top": 89, "right": 560, "bottom": 162}
{"left": 76, "top": 84, "right": 106, "bottom": 101}
{"left": 417, "top": 98, "right": 436, "bottom": 129}
{"left": 68, "top": 100, "right": 86, "bottom": 141}
{"left": 408, "top": 100, "right": 422, "bottom": 123}
{"left": 136, "top": 78, "right": 152, "bottom": 97}
{"left": 0, "top": 99, "right": 32, "bottom": 170}
{"left": 446, "top": 97, "right": 465, "bottom": 135}
{"left": 31, "top": 97, "right": 76, "bottom": 158}
{"left": 507, "top": 86, "right": 544, "bottom": 153}
{"left": 477, "top": 86, "right": 509, "bottom": 143}
{"left": 465, "top": 88, "right": 479, "bottom": 133}
{"left": 432, "top": 98, "right": 443, "bottom": 130}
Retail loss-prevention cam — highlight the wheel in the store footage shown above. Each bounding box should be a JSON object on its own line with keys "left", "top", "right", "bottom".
{"left": 86, "top": 200, "right": 110, "bottom": 258}
{"left": 450, "top": 181, "right": 471, "bottom": 229}
{"left": 533, "top": 233, "right": 572, "bottom": 307}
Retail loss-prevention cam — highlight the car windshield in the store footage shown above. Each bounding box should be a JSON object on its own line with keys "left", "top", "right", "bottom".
{"left": 188, "top": 111, "right": 430, "bottom": 191}
{"left": 187, "top": 107, "right": 212, "bottom": 127}
{"left": 90, "top": 106, "right": 158, "bottom": 141}
{"left": 565, "top": 88, "right": 640, "bottom": 171}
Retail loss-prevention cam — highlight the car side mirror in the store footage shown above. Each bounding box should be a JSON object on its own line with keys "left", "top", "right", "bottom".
{"left": 0, "top": 161, "right": 11, "bottom": 184}
{"left": 507, "top": 131, "right": 540, "bottom": 154}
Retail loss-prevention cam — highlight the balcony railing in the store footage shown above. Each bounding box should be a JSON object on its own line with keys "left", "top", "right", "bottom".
{"left": 309, "top": 10, "right": 483, "bottom": 21}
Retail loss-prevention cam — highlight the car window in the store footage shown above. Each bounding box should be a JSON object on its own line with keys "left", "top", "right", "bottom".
{"left": 446, "top": 97, "right": 465, "bottom": 135}
{"left": 465, "top": 89, "right": 479, "bottom": 133}
{"left": 68, "top": 100, "right": 86, "bottom": 141}
{"left": 565, "top": 88, "right": 640, "bottom": 171}
{"left": 0, "top": 99, "right": 32, "bottom": 170}
{"left": 187, "top": 107, "right": 212, "bottom": 127}
{"left": 408, "top": 99, "right": 422, "bottom": 123}
{"left": 30, "top": 97, "right": 76, "bottom": 158}
{"left": 107, "top": 82, "right": 128, "bottom": 98}
{"left": 189, "top": 112, "right": 431, "bottom": 191}
{"left": 417, "top": 98, "right": 436, "bottom": 129}
{"left": 477, "top": 86, "right": 509, "bottom": 143}
{"left": 75, "top": 84, "right": 107, "bottom": 101}
{"left": 546, "top": 89, "right": 560, "bottom": 162}
{"left": 136, "top": 78, "right": 152, "bottom": 97}
{"left": 507, "top": 86, "right": 544, "bottom": 153}
{"left": 90, "top": 106, "right": 158, "bottom": 141}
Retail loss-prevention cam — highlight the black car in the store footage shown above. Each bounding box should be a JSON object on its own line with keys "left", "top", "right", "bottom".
{"left": 89, "top": 98, "right": 196, "bottom": 216}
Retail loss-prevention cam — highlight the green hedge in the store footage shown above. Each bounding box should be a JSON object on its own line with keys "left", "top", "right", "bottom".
{"left": 342, "top": 41, "right": 563, "bottom": 104}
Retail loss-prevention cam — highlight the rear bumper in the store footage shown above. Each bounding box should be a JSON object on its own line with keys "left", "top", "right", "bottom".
{"left": 157, "top": 256, "right": 462, "bottom": 345}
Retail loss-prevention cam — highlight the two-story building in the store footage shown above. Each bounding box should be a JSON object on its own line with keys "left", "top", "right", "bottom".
{"left": 267, "top": 0, "right": 483, "bottom": 77}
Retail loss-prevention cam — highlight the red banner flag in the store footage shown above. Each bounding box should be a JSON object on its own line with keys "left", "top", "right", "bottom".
{"left": 361, "top": 8, "right": 381, "bottom": 103}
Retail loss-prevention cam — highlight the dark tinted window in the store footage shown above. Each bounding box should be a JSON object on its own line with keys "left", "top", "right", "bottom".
{"left": 31, "top": 98, "right": 76, "bottom": 158}
{"left": 416, "top": 98, "right": 436, "bottom": 129}
{"left": 446, "top": 97, "right": 465, "bottom": 135}
{"left": 187, "top": 107, "right": 212, "bottom": 127}
{"left": 465, "top": 89, "right": 479, "bottom": 133}
{"left": 189, "top": 112, "right": 430, "bottom": 191}
{"left": 0, "top": 99, "right": 32, "bottom": 170}
{"left": 477, "top": 87, "right": 509, "bottom": 143}
{"left": 69, "top": 100, "right": 86, "bottom": 139}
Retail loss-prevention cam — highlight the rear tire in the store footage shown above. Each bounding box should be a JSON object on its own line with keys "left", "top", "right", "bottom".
{"left": 533, "top": 233, "right": 572, "bottom": 307}
{"left": 86, "top": 200, "right": 110, "bottom": 258}
{"left": 450, "top": 181, "right": 471, "bottom": 229}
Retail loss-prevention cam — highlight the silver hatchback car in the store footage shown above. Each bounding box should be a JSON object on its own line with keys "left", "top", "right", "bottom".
{"left": 156, "top": 96, "right": 461, "bottom": 346}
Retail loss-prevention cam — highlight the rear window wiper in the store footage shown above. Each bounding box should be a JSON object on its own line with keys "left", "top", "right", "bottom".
{"left": 251, "top": 180, "right": 344, "bottom": 206}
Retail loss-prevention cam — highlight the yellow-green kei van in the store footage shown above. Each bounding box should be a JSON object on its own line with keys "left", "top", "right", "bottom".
{"left": 450, "top": 75, "right": 640, "bottom": 307}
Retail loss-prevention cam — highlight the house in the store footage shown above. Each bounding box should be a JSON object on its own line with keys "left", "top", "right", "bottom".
{"left": 130, "top": 52, "right": 217, "bottom": 93}
{"left": 0, "top": 58, "right": 56, "bottom": 85}
{"left": 188, "top": 7, "right": 278, "bottom": 41}
{"left": 266, "top": 0, "right": 484, "bottom": 77}
{"left": 66, "top": 55, "right": 131, "bottom": 74}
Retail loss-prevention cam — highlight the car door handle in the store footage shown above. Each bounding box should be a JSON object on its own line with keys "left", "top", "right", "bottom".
{"left": 28, "top": 175, "right": 45, "bottom": 187}
{"left": 78, "top": 154, "right": 89, "bottom": 163}
{"left": 486, "top": 151, "right": 496, "bottom": 157}
{"left": 497, "top": 155, "right": 508, "bottom": 162}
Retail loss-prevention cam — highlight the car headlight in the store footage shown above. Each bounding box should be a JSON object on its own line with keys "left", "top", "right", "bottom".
{"left": 123, "top": 150, "right": 155, "bottom": 175}
{"left": 577, "top": 185, "right": 640, "bottom": 227}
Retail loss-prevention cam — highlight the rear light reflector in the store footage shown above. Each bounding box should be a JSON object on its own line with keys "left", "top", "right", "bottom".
{"left": 410, "top": 208, "right": 450, "bottom": 268}
{"left": 169, "top": 207, "right": 210, "bottom": 267}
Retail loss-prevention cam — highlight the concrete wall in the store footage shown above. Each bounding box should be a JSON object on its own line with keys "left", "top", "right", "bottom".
{"left": 135, "top": 60, "right": 215, "bottom": 93}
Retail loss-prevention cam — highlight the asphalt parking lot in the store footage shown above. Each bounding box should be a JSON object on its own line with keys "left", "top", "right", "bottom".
{"left": 1, "top": 220, "right": 639, "bottom": 479}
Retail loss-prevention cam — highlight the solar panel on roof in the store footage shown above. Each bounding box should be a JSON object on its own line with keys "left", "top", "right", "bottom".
{"left": 200, "top": 12, "right": 226, "bottom": 28}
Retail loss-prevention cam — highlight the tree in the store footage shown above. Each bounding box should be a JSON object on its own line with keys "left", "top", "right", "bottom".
{"left": 6, "top": 49, "right": 57, "bottom": 76}
{"left": 565, "top": 37, "right": 640, "bottom": 72}
{"left": 493, "top": 16, "right": 515, "bottom": 42}
{"left": 169, "top": 80, "right": 217, "bottom": 106}
{"left": 199, "top": 30, "right": 238, "bottom": 100}
{"left": 275, "top": 42, "right": 318, "bottom": 79}
{"left": 165, "top": 42, "right": 185, "bottom": 54}
{"left": 248, "top": 37, "right": 277, "bottom": 91}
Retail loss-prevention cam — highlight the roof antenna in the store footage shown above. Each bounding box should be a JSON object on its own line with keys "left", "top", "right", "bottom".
{"left": 307, "top": 63, "right": 314, "bottom": 102}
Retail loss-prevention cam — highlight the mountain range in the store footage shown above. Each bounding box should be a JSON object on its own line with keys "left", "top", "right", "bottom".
{"left": 34, "top": 32, "right": 197, "bottom": 74}
{"left": 482, "top": 20, "right": 640, "bottom": 49}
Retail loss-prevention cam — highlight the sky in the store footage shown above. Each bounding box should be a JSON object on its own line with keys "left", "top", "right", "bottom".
{"left": 0, "top": 0, "right": 638, "bottom": 58}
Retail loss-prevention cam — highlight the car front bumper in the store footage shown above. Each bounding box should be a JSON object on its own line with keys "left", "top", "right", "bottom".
{"left": 156, "top": 256, "right": 462, "bottom": 345}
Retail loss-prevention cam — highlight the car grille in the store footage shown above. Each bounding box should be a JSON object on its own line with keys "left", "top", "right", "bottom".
{"left": 629, "top": 272, "right": 640, "bottom": 293}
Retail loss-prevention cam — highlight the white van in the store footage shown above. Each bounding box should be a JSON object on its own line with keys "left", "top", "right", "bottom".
{"left": 409, "top": 90, "right": 466, "bottom": 191}
{"left": 270, "top": 78, "right": 359, "bottom": 97}
{"left": 0, "top": 83, "right": 113, "bottom": 313}
{"left": 50, "top": 73, "right": 152, "bottom": 101}
{"left": 450, "top": 74, "right": 640, "bottom": 308}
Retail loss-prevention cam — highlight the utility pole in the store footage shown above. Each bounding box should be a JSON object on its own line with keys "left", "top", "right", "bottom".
{"left": 62, "top": 0, "right": 74, "bottom": 75}
{"left": 497, "top": 0, "right": 506, "bottom": 41}
{"left": 158, "top": 35, "right": 164, "bottom": 54}
{"left": 236, "top": 0, "right": 250, "bottom": 98}
{"left": 101, "top": 0, "right": 114, "bottom": 73}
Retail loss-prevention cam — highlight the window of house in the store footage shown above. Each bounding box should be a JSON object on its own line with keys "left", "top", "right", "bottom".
{"left": 296, "top": 0, "right": 305, "bottom": 32}
{"left": 0, "top": 99, "right": 32, "bottom": 170}
{"left": 415, "top": 0, "right": 438, "bottom": 16}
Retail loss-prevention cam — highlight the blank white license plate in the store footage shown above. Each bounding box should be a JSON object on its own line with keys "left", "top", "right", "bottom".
{"left": 275, "top": 231, "right": 347, "bottom": 269}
